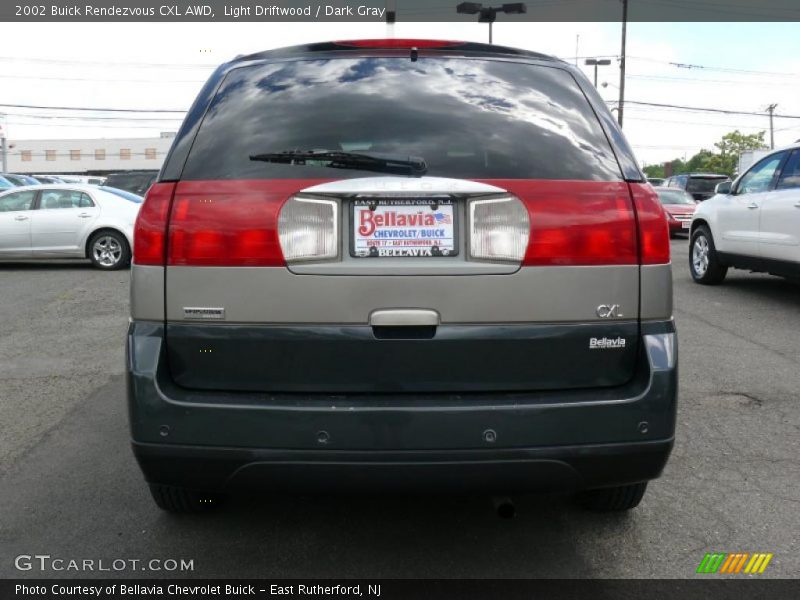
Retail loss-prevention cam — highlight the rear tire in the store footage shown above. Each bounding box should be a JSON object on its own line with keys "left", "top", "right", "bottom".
{"left": 690, "top": 226, "right": 727, "bottom": 285}
{"left": 88, "top": 230, "right": 130, "bottom": 270}
{"left": 578, "top": 482, "right": 648, "bottom": 511}
{"left": 148, "top": 483, "right": 223, "bottom": 513}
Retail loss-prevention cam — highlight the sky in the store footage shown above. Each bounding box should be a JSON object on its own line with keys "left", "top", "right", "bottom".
{"left": 1, "top": 20, "right": 799, "bottom": 166}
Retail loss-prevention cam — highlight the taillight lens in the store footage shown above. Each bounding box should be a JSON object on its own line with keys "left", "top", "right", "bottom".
{"left": 469, "top": 196, "right": 529, "bottom": 262}
{"left": 629, "top": 183, "right": 671, "bottom": 264}
{"left": 278, "top": 196, "right": 339, "bottom": 262}
{"left": 167, "top": 183, "right": 285, "bottom": 267}
{"left": 133, "top": 182, "right": 175, "bottom": 266}
{"left": 477, "top": 181, "right": 639, "bottom": 266}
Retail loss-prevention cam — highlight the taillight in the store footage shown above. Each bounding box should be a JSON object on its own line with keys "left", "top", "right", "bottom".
{"left": 629, "top": 183, "right": 671, "bottom": 265}
{"left": 133, "top": 182, "right": 175, "bottom": 266}
{"left": 166, "top": 181, "right": 287, "bottom": 267}
{"left": 469, "top": 196, "right": 529, "bottom": 262}
{"left": 278, "top": 196, "right": 339, "bottom": 262}
{"left": 487, "top": 181, "right": 639, "bottom": 267}
{"left": 335, "top": 39, "right": 464, "bottom": 49}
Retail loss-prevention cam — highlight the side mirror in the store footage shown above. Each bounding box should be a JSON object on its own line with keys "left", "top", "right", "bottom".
{"left": 715, "top": 181, "right": 732, "bottom": 195}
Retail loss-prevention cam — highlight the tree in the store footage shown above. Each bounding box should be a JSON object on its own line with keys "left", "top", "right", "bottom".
{"left": 649, "top": 130, "right": 767, "bottom": 178}
{"left": 643, "top": 163, "right": 665, "bottom": 178}
{"left": 705, "top": 130, "right": 767, "bottom": 176}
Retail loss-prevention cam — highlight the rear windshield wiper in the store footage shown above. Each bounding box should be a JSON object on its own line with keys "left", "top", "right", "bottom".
{"left": 249, "top": 150, "right": 427, "bottom": 177}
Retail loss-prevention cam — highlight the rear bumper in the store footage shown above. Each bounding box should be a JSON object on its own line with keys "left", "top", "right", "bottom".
{"left": 133, "top": 438, "right": 673, "bottom": 493}
{"left": 127, "top": 319, "right": 677, "bottom": 493}
{"left": 668, "top": 220, "right": 691, "bottom": 234}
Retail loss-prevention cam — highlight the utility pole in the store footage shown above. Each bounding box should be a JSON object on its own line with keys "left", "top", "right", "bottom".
{"left": 575, "top": 34, "right": 579, "bottom": 67}
{"left": 767, "top": 103, "right": 778, "bottom": 149}
{"left": 618, "top": 0, "right": 628, "bottom": 127}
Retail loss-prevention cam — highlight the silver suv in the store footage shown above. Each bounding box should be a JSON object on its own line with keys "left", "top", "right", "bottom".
{"left": 127, "top": 39, "right": 677, "bottom": 513}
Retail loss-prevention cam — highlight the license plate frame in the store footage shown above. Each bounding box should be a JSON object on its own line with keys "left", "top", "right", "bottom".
{"left": 350, "top": 198, "right": 458, "bottom": 258}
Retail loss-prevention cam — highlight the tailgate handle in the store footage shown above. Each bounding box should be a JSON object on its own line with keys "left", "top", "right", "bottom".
{"left": 369, "top": 309, "right": 440, "bottom": 327}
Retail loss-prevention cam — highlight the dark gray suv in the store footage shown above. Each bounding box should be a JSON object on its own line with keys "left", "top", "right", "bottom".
{"left": 127, "top": 39, "right": 676, "bottom": 513}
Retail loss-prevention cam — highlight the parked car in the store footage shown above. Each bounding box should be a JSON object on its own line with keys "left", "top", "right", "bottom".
{"left": 655, "top": 188, "right": 697, "bottom": 237}
{"left": 128, "top": 39, "right": 676, "bottom": 514}
{"left": 663, "top": 173, "right": 730, "bottom": 202}
{"left": 0, "top": 175, "right": 15, "bottom": 190}
{"left": 104, "top": 171, "right": 157, "bottom": 196}
{"left": 1, "top": 173, "right": 40, "bottom": 186}
{"left": 0, "top": 184, "right": 139, "bottom": 269}
{"left": 99, "top": 186, "right": 143, "bottom": 203}
{"left": 30, "top": 175, "right": 65, "bottom": 184}
{"left": 45, "top": 175, "right": 107, "bottom": 185}
{"left": 647, "top": 177, "right": 664, "bottom": 186}
{"left": 690, "top": 143, "right": 800, "bottom": 284}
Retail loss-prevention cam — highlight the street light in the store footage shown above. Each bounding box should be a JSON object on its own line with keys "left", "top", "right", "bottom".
{"left": 456, "top": 2, "right": 527, "bottom": 44}
{"left": 584, "top": 58, "right": 611, "bottom": 88}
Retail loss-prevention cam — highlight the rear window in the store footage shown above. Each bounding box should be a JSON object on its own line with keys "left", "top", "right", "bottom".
{"left": 105, "top": 172, "right": 156, "bottom": 194}
{"left": 182, "top": 57, "right": 622, "bottom": 181}
{"left": 687, "top": 176, "right": 727, "bottom": 193}
{"left": 656, "top": 189, "right": 696, "bottom": 205}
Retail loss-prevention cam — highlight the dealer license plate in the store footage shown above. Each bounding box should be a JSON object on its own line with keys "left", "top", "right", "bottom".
{"left": 352, "top": 199, "right": 457, "bottom": 258}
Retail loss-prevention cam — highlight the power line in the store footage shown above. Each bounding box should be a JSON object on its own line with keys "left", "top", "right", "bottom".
{"left": 626, "top": 73, "right": 800, "bottom": 87}
{"left": 0, "top": 56, "right": 216, "bottom": 69}
{"left": 606, "top": 99, "right": 800, "bottom": 119}
{"left": 2, "top": 112, "right": 183, "bottom": 122}
{"left": 0, "top": 74, "right": 206, "bottom": 84}
{"left": 627, "top": 55, "right": 800, "bottom": 78}
{"left": 0, "top": 103, "right": 187, "bottom": 114}
{"left": 623, "top": 115, "right": 767, "bottom": 130}
{"left": 5, "top": 119, "right": 178, "bottom": 130}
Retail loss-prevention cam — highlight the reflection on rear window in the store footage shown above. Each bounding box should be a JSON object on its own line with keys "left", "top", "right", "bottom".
{"left": 183, "top": 57, "right": 622, "bottom": 181}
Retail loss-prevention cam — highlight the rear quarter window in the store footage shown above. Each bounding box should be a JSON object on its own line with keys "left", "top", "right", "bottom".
{"left": 181, "top": 57, "right": 622, "bottom": 181}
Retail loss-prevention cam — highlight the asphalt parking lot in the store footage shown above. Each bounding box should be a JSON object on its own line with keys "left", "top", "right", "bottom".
{"left": 1, "top": 239, "right": 798, "bottom": 579}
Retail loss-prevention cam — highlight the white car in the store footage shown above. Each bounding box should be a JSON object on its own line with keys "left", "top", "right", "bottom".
{"left": 690, "top": 142, "right": 800, "bottom": 284}
{"left": 0, "top": 184, "right": 141, "bottom": 270}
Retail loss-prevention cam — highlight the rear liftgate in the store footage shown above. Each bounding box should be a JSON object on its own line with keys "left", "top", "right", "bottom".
{"left": 156, "top": 176, "right": 645, "bottom": 394}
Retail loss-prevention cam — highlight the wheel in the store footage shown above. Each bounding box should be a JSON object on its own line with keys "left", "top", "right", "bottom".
{"left": 148, "top": 483, "right": 223, "bottom": 513}
{"left": 578, "top": 482, "right": 648, "bottom": 511}
{"left": 88, "top": 230, "right": 130, "bottom": 270}
{"left": 689, "top": 226, "right": 727, "bottom": 285}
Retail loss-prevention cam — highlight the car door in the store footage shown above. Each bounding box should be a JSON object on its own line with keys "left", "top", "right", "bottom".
{"left": 716, "top": 152, "right": 787, "bottom": 258}
{"left": 0, "top": 190, "right": 36, "bottom": 257}
{"left": 30, "top": 189, "right": 100, "bottom": 255}
{"left": 759, "top": 149, "right": 800, "bottom": 264}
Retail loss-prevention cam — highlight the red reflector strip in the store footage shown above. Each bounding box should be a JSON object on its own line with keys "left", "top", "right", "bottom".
{"left": 335, "top": 39, "right": 464, "bottom": 49}
{"left": 482, "top": 180, "right": 639, "bottom": 266}
{"left": 629, "top": 182, "right": 671, "bottom": 265}
{"left": 133, "top": 182, "right": 175, "bottom": 266}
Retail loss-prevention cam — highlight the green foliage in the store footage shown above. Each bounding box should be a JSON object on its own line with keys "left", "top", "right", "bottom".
{"left": 657, "top": 130, "right": 767, "bottom": 177}
{"left": 643, "top": 164, "right": 665, "bottom": 178}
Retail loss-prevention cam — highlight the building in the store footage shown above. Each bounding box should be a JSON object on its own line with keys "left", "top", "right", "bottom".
{"left": 2, "top": 133, "right": 176, "bottom": 175}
